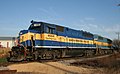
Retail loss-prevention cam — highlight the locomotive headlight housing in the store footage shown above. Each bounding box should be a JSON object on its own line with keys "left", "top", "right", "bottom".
{"left": 33, "top": 23, "right": 41, "bottom": 27}
{"left": 19, "top": 32, "right": 22, "bottom": 35}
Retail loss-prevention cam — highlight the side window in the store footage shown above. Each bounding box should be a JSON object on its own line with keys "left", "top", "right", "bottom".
{"left": 46, "top": 27, "right": 50, "bottom": 33}
{"left": 56, "top": 25, "right": 64, "bottom": 32}
{"left": 98, "top": 36, "right": 103, "bottom": 40}
{"left": 46, "top": 27, "right": 54, "bottom": 34}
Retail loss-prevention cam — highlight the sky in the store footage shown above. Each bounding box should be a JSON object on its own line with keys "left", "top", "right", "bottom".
{"left": 0, "top": 0, "right": 120, "bottom": 40}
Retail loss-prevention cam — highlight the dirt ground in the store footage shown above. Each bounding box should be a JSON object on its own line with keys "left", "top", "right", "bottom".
{"left": 6, "top": 52, "right": 120, "bottom": 74}
{"left": 7, "top": 62, "right": 99, "bottom": 74}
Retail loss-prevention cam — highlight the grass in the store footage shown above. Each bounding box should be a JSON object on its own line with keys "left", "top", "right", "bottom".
{"left": 0, "top": 48, "right": 10, "bottom": 63}
{"left": 0, "top": 57, "right": 8, "bottom": 67}
{"left": 0, "top": 58, "right": 7, "bottom": 63}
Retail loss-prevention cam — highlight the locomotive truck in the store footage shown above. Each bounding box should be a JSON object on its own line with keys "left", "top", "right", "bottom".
{"left": 7, "top": 20, "right": 113, "bottom": 61}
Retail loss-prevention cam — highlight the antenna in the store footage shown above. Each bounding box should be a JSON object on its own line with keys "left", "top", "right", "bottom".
{"left": 31, "top": 20, "right": 34, "bottom": 23}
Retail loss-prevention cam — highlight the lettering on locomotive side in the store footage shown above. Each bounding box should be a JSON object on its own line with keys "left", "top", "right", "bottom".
{"left": 48, "top": 34, "right": 54, "bottom": 37}
{"left": 45, "top": 34, "right": 57, "bottom": 41}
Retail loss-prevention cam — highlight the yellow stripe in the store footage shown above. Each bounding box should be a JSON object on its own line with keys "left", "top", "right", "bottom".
{"left": 20, "top": 32, "right": 111, "bottom": 47}
{"left": 94, "top": 41, "right": 110, "bottom": 46}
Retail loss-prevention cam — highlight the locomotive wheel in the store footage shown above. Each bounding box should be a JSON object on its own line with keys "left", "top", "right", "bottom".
{"left": 33, "top": 51, "right": 39, "bottom": 60}
{"left": 60, "top": 50, "right": 66, "bottom": 58}
{"left": 41, "top": 50, "right": 53, "bottom": 59}
{"left": 84, "top": 49, "right": 95, "bottom": 57}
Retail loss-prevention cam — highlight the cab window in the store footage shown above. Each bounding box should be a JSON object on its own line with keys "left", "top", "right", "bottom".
{"left": 46, "top": 27, "right": 54, "bottom": 34}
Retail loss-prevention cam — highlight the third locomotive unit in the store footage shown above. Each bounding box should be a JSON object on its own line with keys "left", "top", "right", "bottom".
{"left": 8, "top": 20, "right": 113, "bottom": 61}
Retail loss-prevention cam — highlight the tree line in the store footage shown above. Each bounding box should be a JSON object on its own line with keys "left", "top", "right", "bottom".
{"left": 112, "top": 39, "right": 120, "bottom": 52}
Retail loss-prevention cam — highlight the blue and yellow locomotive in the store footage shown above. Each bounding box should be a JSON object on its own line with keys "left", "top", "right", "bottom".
{"left": 8, "top": 20, "right": 112, "bottom": 61}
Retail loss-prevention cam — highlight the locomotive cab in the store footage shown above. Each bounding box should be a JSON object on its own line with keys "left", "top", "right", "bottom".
{"left": 19, "top": 21, "right": 43, "bottom": 47}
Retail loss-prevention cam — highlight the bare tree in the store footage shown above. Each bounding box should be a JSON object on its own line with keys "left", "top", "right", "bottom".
{"left": 112, "top": 39, "right": 120, "bottom": 51}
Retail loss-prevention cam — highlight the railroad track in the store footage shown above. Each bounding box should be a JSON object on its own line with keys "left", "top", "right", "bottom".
{"left": 58, "top": 54, "right": 112, "bottom": 65}
{"left": 0, "top": 54, "right": 113, "bottom": 67}
{"left": 38, "top": 54, "right": 113, "bottom": 65}
{"left": 0, "top": 70, "right": 39, "bottom": 74}
{"left": 0, "top": 54, "right": 114, "bottom": 74}
{"left": 0, "top": 70, "right": 17, "bottom": 74}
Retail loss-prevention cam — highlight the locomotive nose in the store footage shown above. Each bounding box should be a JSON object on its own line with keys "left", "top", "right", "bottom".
{"left": 19, "top": 30, "right": 40, "bottom": 47}
{"left": 19, "top": 30, "right": 28, "bottom": 47}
